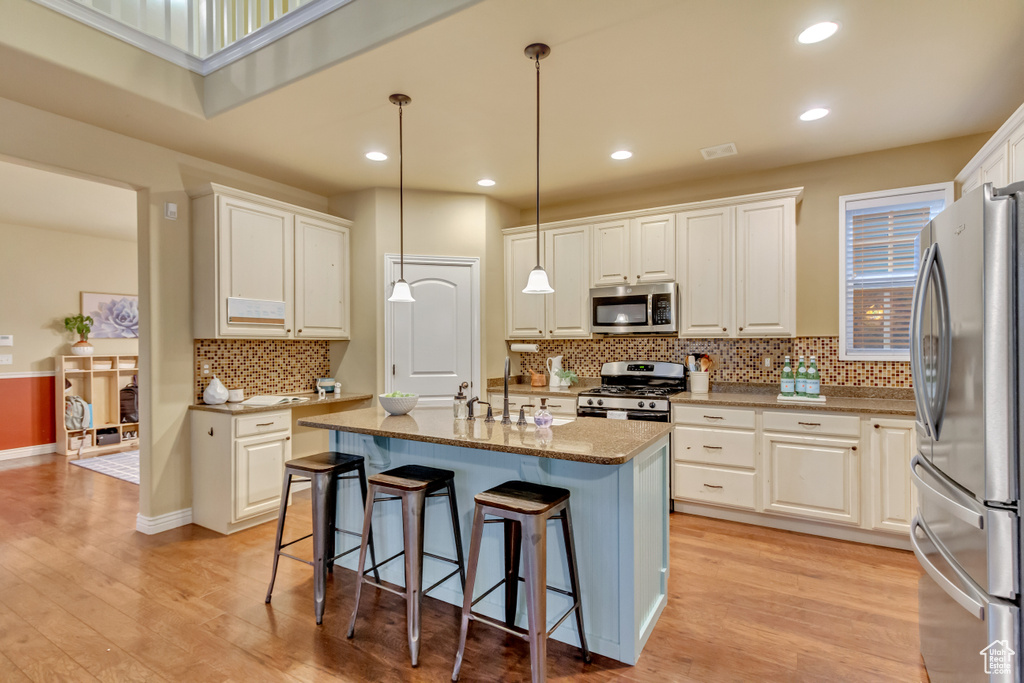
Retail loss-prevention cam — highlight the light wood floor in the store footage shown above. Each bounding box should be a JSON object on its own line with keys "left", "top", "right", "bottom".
{"left": 0, "top": 458, "right": 928, "bottom": 682}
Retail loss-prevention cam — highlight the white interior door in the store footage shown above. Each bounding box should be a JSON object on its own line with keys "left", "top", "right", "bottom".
{"left": 386, "top": 256, "right": 479, "bottom": 406}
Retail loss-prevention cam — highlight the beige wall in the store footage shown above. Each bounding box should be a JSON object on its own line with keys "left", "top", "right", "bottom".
{"left": 0, "top": 95, "right": 328, "bottom": 520}
{"left": 527, "top": 133, "right": 990, "bottom": 336}
{"left": 0, "top": 222, "right": 138, "bottom": 372}
{"left": 329, "top": 188, "right": 518, "bottom": 396}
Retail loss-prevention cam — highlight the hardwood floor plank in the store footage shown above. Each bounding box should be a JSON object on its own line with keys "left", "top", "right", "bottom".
{"left": 0, "top": 600, "right": 99, "bottom": 682}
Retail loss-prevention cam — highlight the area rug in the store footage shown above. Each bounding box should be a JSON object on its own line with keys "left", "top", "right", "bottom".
{"left": 70, "top": 450, "right": 140, "bottom": 485}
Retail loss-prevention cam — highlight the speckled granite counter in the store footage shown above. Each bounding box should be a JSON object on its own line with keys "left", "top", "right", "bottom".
{"left": 298, "top": 405, "right": 670, "bottom": 465}
{"left": 669, "top": 389, "right": 915, "bottom": 416}
{"left": 189, "top": 391, "right": 372, "bottom": 415}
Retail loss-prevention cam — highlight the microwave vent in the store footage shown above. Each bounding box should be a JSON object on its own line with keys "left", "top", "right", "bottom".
{"left": 700, "top": 142, "right": 738, "bottom": 160}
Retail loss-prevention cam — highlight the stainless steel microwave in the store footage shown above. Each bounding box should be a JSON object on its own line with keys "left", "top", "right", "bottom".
{"left": 590, "top": 283, "right": 678, "bottom": 334}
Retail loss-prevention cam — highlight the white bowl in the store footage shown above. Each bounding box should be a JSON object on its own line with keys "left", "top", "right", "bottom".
{"left": 379, "top": 394, "right": 418, "bottom": 415}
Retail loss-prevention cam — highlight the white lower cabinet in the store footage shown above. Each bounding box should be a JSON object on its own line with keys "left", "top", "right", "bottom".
{"left": 488, "top": 392, "right": 576, "bottom": 417}
{"left": 672, "top": 406, "right": 913, "bottom": 545}
{"left": 192, "top": 409, "right": 292, "bottom": 534}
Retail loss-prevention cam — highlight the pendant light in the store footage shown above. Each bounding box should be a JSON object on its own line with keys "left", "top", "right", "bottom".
{"left": 522, "top": 43, "right": 554, "bottom": 294}
{"left": 388, "top": 93, "right": 415, "bottom": 303}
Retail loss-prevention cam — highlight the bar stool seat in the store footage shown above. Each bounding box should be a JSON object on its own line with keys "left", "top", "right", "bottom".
{"left": 347, "top": 464, "right": 466, "bottom": 667}
{"left": 264, "top": 451, "right": 379, "bottom": 625}
{"left": 452, "top": 480, "right": 590, "bottom": 683}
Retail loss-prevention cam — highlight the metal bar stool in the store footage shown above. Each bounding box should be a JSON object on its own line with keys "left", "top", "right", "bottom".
{"left": 347, "top": 464, "right": 467, "bottom": 667}
{"left": 452, "top": 480, "right": 590, "bottom": 683}
{"left": 265, "top": 451, "right": 379, "bottom": 625}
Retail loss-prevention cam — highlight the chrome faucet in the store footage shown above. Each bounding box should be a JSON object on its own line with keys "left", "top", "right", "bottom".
{"left": 502, "top": 356, "right": 512, "bottom": 425}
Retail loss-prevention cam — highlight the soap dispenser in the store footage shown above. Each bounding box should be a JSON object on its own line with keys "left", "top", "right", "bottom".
{"left": 533, "top": 397, "right": 554, "bottom": 428}
{"left": 453, "top": 382, "right": 469, "bottom": 420}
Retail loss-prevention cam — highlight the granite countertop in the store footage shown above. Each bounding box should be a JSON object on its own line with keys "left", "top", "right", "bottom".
{"left": 297, "top": 406, "right": 671, "bottom": 465}
{"left": 487, "top": 383, "right": 590, "bottom": 399}
{"left": 189, "top": 391, "right": 373, "bottom": 415}
{"left": 669, "top": 388, "right": 915, "bottom": 416}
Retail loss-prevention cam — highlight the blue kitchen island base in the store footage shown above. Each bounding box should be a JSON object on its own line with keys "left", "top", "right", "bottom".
{"left": 326, "top": 429, "right": 670, "bottom": 665}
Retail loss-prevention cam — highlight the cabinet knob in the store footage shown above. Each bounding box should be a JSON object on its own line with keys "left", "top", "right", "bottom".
{"left": 549, "top": 330, "right": 553, "bottom": 334}
{"left": 738, "top": 327, "right": 743, "bottom": 332}
{"left": 623, "top": 276, "right": 627, "bottom": 280}
{"left": 722, "top": 327, "right": 727, "bottom": 332}
{"left": 286, "top": 329, "right": 291, "bottom": 333}
{"left": 874, "top": 424, "right": 880, "bottom": 429}
{"left": 286, "top": 436, "right": 291, "bottom": 441}
{"left": 298, "top": 329, "right": 302, "bottom": 333}
{"left": 852, "top": 446, "right": 857, "bottom": 451}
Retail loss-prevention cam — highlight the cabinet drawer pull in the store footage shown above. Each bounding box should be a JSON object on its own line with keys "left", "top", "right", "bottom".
{"left": 703, "top": 483, "right": 723, "bottom": 489}
{"left": 256, "top": 422, "right": 274, "bottom": 427}
{"left": 797, "top": 421, "right": 821, "bottom": 427}
{"left": 703, "top": 415, "right": 725, "bottom": 420}
{"left": 548, "top": 403, "right": 562, "bottom": 408}
{"left": 703, "top": 445, "right": 722, "bottom": 450}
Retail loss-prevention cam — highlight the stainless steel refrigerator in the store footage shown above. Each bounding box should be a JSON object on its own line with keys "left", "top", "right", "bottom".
{"left": 912, "top": 182, "right": 1022, "bottom": 682}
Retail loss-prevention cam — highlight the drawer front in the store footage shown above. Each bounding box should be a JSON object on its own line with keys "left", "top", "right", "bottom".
{"left": 674, "top": 426, "right": 756, "bottom": 469}
{"left": 675, "top": 463, "right": 756, "bottom": 510}
{"left": 673, "top": 405, "right": 755, "bottom": 429}
{"left": 762, "top": 411, "right": 860, "bottom": 437}
{"left": 235, "top": 411, "right": 291, "bottom": 438}
{"left": 491, "top": 394, "right": 575, "bottom": 416}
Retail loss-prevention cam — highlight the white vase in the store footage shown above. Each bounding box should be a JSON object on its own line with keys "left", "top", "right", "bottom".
{"left": 203, "top": 376, "right": 229, "bottom": 405}
{"left": 70, "top": 340, "right": 94, "bottom": 356}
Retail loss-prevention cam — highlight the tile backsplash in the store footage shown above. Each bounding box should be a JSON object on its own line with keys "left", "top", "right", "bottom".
{"left": 517, "top": 336, "right": 911, "bottom": 388}
{"left": 194, "top": 339, "right": 331, "bottom": 402}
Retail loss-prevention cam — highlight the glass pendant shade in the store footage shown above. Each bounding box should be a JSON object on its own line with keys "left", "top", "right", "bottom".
{"left": 389, "top": 278, "right": 415, "bottom": 303}
{"left": 522, "top": 266, "right": 554, "bottom": 294}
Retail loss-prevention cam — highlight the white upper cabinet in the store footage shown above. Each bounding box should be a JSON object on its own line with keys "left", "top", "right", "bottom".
{"left": 631, "top": 214, "right": 676, "bottom": 283}
{"left": 591, "top": 219, "right": 631, "bottom": 286}
{"left": 981, "top": 144, "right": 1009, "bottom": 188}
{"left": 545, "top": 225, "right": 591, "bottom": 338}
{"left": 294, "top": 215, "right": 350, "bottom": 339}
{"left": 505, "top": 232, "right": 546, "bottom": 338}
{"left": 193, "top": 185, "right": 352, "bottom": 339}
{"left": 734, "top": 197, "right": 796, "bottom": 337}
{"left": 1009, "top": 123, "right": 1024, "bottom": 184}
{"left": 958, "top": 99, "right": 1024, "bottom": 195}
{"left": 677, "top": 207, "right": 733, "bottom": 337}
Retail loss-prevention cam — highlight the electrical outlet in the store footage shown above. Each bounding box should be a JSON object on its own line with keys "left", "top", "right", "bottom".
{"left": 0, "top": 334, "right": 11, "bottom": 346}
{"left": 763, "top": 356, "right": 772, "bottom": 368}
{"left": 201, "top": 362, "right": 211, "bottom": 376}
{"left": 0, "top": 355, "right": 12, "bottom": 365}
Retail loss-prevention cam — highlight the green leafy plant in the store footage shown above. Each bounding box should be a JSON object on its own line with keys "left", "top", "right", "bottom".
{"left": 64, "top": 314, "right": 94, "bottom": 342}
{"left": 555, "top": 369, "right": 579, "bottom": 385}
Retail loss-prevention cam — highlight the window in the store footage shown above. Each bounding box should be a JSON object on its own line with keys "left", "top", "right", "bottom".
{"left": 839, "top": 183, "right": 953, "bottom": 361}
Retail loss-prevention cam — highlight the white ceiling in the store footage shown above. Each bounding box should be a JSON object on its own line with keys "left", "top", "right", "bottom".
{"left": 3, "top": 0, "right": 1024, "bottom": 208}
{"left": 0, "top": 160, "right": 136, "bottom": 241}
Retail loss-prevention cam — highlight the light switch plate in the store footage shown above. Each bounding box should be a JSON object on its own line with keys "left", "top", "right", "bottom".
{"left": 164, "top": 202, "right": 178, "bottom": 220}
{"left": 763, "top": 356, "right": 772, "bottom": 368}
{"left": 0, "top": 355, "right": 11, "bottom": 365}
{"left": 0, "top": 335, "right": 11, "bottom": 346}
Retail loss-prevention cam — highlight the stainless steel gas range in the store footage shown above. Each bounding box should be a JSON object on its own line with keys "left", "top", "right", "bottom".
{"left": 576, "top": 361, "right": 687, "bottom": 422}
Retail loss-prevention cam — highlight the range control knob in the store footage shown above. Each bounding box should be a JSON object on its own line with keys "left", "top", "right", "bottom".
{"left": 637, "top": 400, "right": 645, "bottom": 408}
{"left": 597, "top": 399, "right": 604, "bottom": 406}
{"left": 649, "top": 401, "right": 656, "bottom": 409}
{"left": 587, "top": 399, "right": 594, "bottom": 406}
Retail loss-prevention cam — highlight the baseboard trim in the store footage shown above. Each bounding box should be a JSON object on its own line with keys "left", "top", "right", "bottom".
{"left": 0, "top": 443, "right": 58, "bottom": 462}
{"left": 136, "top": 508, "right": 193, "bottom": 535}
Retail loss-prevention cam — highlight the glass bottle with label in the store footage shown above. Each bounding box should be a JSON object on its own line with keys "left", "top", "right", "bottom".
{"left": 533, "top": 397, "right": 554, "bottom": 428}
{"left": 453, "top": 382, "right": 469, "bottom": 420}
{"left": 795, "top": 355, "right": 807, "bottom": 396}
{"left": 780, "top": 356, "right": 795, "bottom": 396}
{"left": 806, "top": 356, "right": 820, "bottom": 398}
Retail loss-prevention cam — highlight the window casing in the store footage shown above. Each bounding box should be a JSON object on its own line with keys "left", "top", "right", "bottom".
{"left": 838, "top": 183, "right": 953, "bottom": 361}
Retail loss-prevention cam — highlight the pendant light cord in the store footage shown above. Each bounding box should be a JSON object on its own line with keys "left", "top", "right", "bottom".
{"left": 535, "top": 55, "right": 541, "bottom": 267}
{"left": 399, "top": 101, "right": 405, "bottom": 281}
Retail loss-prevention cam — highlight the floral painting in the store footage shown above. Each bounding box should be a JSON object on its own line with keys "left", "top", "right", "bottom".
{"left": 81, "top": 292, "right": 139, "bottom": 339}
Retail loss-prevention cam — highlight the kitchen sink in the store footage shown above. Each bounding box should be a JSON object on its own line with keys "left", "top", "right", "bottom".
{"left": 526, "top": 416, "right": 574, "bottom": 426}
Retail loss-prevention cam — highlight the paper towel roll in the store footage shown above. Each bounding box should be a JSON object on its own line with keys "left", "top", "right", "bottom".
{"left": 509, "top": 343, "right": 539, "bottom": 353}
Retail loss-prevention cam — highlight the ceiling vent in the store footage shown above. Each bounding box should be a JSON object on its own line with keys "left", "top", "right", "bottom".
{"left": 700, "top": 142, "right": 738, "bottom": 160}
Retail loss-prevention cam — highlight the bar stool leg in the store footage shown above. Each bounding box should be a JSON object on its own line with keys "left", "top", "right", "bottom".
{"left": 265, "top": 472, "right": 294, "bottom": 604}
{"left": 503, "top": 519, "right": 522, "bottom": 627}
{"left": 325, "top": 471, "right": 338, "bottom": 575}
{"left": 445, "top": 479, "right": 467, "bottom": 590}
{"left": 356, "top": 462, "right": 381, "bottom": 584}
{"left": 347, "top": 483, "right": 378, "bottom": 638}
{"left": 452, "top": 505, "right": 486, "bottom": 682}
{"left": 402, "top": 489, "right": 427, "bottom": 666}
{"left": 310, "top": 471, "right": 330, "bottom": 625}
{"left": 560, "top": 505, "right": 591, "bottom": 662}
{"left": 521, "top": 513, "right": 548, "bottom": 683}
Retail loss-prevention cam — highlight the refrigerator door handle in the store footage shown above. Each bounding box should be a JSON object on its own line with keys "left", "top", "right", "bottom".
{"left": 910, "top": 244, "right": 937, "bottom": 438}
{"left": 911, "top": 454, "right": 985, "bottom": 528}
{"left": 930, "top": 245, "right": 952, "bottom": 438}
{"left": 911, "top": 515, "right": 987, "bottom": 620}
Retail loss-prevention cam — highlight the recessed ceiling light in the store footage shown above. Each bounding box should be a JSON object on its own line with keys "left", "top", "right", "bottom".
{"left": 797, "top": 21, "right": 838, "bottom": 44}
{"left": 477, "top": 179, "right": 496, "bottom": 187}
{"left": 611, "top": 150, "right": 633, "bottom": 160}
{"left": 365, "top": 151, "right": 387, "bottom": 161}
{"left": 799, "top": 107, "right": 830, "bottom": 121}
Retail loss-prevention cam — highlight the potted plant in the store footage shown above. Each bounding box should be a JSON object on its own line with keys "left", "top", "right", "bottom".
{"left": 64, "top": 314, "right": 95, "bottom": 356}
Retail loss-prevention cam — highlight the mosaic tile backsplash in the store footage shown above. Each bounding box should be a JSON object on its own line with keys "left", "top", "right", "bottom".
{"left": 194, "top": 339, "right": 331, "bottom": 402}
{"left": 517, "top": 336, "right": 912, "bottom": 388}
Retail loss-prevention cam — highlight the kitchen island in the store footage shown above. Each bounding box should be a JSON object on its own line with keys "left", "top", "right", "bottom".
{"left": 297, "top": 407, "right": 671, "bottom": 665}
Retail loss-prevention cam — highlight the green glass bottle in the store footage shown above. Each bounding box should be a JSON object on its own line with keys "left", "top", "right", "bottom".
{"left": 795, "top": 355, "right": 807, "bottom": 396}
{"left": 806, "top": 356, "right": 820, "bottom": 398}
{"left": 780, "top": 355, "right": 795, "bottom": 396}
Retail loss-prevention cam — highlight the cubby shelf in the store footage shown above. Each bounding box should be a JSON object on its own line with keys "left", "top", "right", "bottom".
{"left": 55, "top": 355, "right": 140, "bottom": 458}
